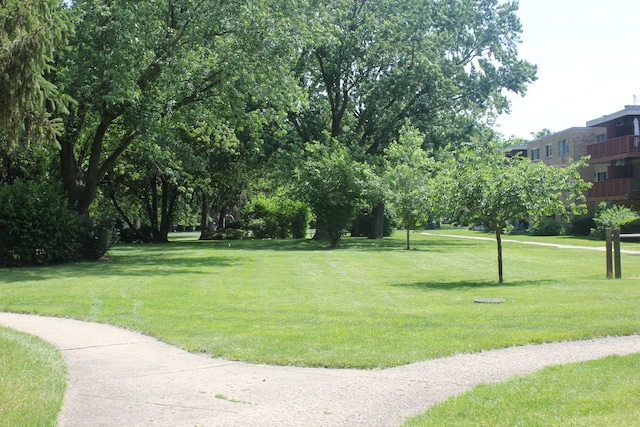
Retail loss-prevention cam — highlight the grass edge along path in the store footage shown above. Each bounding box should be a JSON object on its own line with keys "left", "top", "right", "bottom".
{"left": 0, "top": 327, "right": 66, "bottom": 426}
{"left": 405, "top": 353, "right": 640, "bottom": 427}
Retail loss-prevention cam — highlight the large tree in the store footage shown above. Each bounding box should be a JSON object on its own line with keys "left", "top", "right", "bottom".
{"left": 0, "top": 0, "right": 72, "bottom": 146}
{"left": 55, "top": 0, "right": 299, "bottom": 214}
{"left": 290, "top": 0, "right": 537, "bottom": 237}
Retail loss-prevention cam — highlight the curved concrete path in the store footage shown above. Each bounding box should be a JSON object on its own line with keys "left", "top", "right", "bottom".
{"left": 2, "top": 312, "right": 640, "bottom": 427}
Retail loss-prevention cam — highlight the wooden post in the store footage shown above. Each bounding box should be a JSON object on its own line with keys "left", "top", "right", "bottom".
{"left": 613, "top": 228, "right": 621, "bottom": 279}
{"left": 606, "top": 228, "right": 613, "bottom": 279}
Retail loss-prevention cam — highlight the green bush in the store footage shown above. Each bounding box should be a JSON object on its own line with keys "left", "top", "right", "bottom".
{"left": 76, "top": 213, "right": 118, "bottom": 261}
{"left": 619, "top": 216, "right": 640, "bottom": 234}
{"left": 243, "top": 195, "right": 310, "bottom": 239}
{"left": 0, "top": 181, "right": 116, "bottom": 267}
{"left": 0, "top": 182, "right": 75, "bottom": 266}
{"left": 529, "top": 217, "right": 563, "bottom": 236}
{"left": 569, "top": 213, "right": 595, "bottom": 236}
{"left": 199, "top": 228, "right": 247, "bottom": 240}
{"left": 590, "top": 203, "right": 638, "bottom": 240}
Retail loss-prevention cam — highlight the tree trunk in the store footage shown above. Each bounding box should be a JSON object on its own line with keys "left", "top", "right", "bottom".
{"left": 199, "top": 191, "right": 211, "bottom": 239}
{"left": 312, "top": 219, "right": 330, "bottom": 242}
{"left": 368, "top": 202, "right": 384, "bottom": 239}
{"left": 496, "top": 228, "right": 503, "bottom": 283}
{"left": 157, "top": 176, "right": 176, "bottom": 243}
{"left": 217, "top": 206, "right": 227, "bottom": 229}
{"left": 406, "top": 227, "right": 411, "bottom": 250}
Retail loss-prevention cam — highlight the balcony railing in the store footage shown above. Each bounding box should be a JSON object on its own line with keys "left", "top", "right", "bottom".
{"left": 588, "top": 178, "right": 640, "bottom": 201}
{"left": 587, "top": 135, "right": 640, "bottom": 162}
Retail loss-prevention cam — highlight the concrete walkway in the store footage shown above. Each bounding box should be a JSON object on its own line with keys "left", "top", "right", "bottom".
{"left": 422, "top": 232, "right": 640, "bottom": 254}
{"left": 2, "top": 312, "right": 640, "bottom": 427}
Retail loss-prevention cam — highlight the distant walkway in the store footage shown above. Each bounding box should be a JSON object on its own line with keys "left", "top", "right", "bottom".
{"left": 2, "top": 313, "right": 640, "bottom": 426}
{"left": 422, "top": 232, "right": 640, "bottom": 255}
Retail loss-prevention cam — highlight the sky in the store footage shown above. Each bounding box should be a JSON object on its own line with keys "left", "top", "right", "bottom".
{"left": 494, "top": 0, "right": 640, "bottom": 140}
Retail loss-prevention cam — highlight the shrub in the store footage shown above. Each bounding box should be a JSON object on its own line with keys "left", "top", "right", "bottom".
{"left": 619, "top": 216, "right": 640, "bottom": 234}
{"left": 0, "top": 181, "right": 117, "bottom": 267}
{"left": 569, "top": 213, "right": 595, "bottom": 236}
{"left": 590, "top": 203, "right": 638, "bottom": 240}
{"left": 529, "top": 217, "right": 563, "bottom": 236}
{"left": 76, "top": 213, "right": 118, "bottom": 261}
{"left": 243, "top": 195, "right": 310, "bottom": 239}
{"left": 0, "top": 181, "right": 79, "bottom": 266}
{"left": 200, "top": 228, "right": 247, "bottom": 240}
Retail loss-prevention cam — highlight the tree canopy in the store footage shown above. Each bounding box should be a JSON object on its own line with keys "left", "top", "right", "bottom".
{"left": 0, "top": 0, "right": 72, "bottom": 146}
{"left": 447, "top": 144, "right": 591, "bottom": 282}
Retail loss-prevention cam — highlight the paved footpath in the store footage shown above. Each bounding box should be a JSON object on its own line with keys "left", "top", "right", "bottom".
{"left": 2, "top": 312, "right": 640, "bottom": 427}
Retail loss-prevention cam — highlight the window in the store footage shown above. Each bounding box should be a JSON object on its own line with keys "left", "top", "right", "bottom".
{"left": 596, "top": 134, "right": 607, "bottom": 143}
{"left": 545, "top": 144, "right": 552, "bottom": 158}
{"left": 595, "top": 171, "right": 608, "bottom": 182}
{"left": 531, "top": 147, "right": 540, "bottom": 161}
{"left": 558, "top": 139, "right": 569, "bottom": 155}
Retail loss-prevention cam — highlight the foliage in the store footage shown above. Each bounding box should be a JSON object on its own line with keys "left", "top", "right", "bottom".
{"left": 590, "top": 203, "right": 639, "bottom": 239}
{"left": 448, "top": 143, "right": 590, "bottom": 282}
{"left": 619, "top": 216, "right": 640, "bottom": 234}
{"left": 55, "top": 0, "right": 301, "bottom": 214}
{"left": 0, "top": 181, "right": 116, "bottom": 266}
{"left": 382, "top": 125, "right": 438, "bottom": 249}
{"left": 199, "top": 228, "right": 247, "bottom": 240}
{"left": 0, "top": 0, "right": 73, "bottom": 146}
{"left": 569, "top": 213, "right": 595, "bottom": 236}
{"left": 529, "top": 217, "right": 563, "bottom": 236}
{"left": 0, "top": 181, "right": 79, "bottom": 266}
{"left": 243, "top": 194, "right": 310, "bottom": 239}
{"left": 294, "top": 141, "right": 363, "bottom": 247}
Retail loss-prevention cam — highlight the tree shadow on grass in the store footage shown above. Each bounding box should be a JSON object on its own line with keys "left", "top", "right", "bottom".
{"left": 172, "top": 236, "right": 480, "bottom": 252}
{"left": 393, "top": 279, "right": 554, "bottom": 290}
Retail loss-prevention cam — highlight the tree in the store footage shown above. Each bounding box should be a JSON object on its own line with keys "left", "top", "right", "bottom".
{"left": 382, "top": 126, "right": 437, "bottom": 250}
{"left": 450, "top": 144, "right": 590, "bottom": 283}
{"left": 294, "top": 140, "right": 363, "bottom": 247}
{"left": 289, "top": 0, "right": 537, "bottom": 237}
{"left": 0, "top": 0, "right": 72, "bottom": 146}
{"left": 55, "top": 0, "right": 300, "bottom": 214}
{"left": 531, "top": 128, "right": 553, "bottom": 139}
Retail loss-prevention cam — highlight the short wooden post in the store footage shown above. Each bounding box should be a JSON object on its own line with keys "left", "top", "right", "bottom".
{"left": 613, "top": 228, "right": 621, "bottom": 279}
{"left": 606, "top": 228, "right": 613, "bottom": 279}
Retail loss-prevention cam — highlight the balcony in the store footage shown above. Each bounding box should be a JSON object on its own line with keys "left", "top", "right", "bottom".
{"left": 587, "top": 135, "right": 640, "bottom": 163}
{"left": 588, "top": 178, "right": 640, "bottom": 202}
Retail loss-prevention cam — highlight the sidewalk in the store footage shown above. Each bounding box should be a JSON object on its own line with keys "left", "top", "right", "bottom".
{"left": 2, "top": 312, "right": 640, "bottom": 426}
{"left": 422, "top": 232, "right": 640, "bottom": 254}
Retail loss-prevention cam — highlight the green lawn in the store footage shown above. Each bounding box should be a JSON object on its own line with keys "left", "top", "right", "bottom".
{"left": 1, "top": 229, "right": 639, "bottom": 368}
{"left": 405, "top": 353, "right": 640, "bottom": 427}
{"left": 0, "top": 327, "right": 66, "bottom": 426}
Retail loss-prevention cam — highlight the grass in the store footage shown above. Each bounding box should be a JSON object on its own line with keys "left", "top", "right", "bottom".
{"left": 1, "top": 228, "right": 639, "bottom": 368}
{"left": 0, "top": 327, "right": 66, "bottom": 426}
{"left": 405, "top": 353, "right": 640, "bottom": 427}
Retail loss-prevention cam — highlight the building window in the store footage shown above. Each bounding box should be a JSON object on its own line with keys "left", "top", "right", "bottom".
{"left": 545, "top": 144, "right": 552, "bottom": 158}
{"left": 531, "top": 147, "right": 540, "bottom": 161}
{"left": 596, "top": 134, "right": 607, "bottom": 143}
{"left": 595, "top": 171, "right": 608, "bottom": 182}
{"left": 558, "top": 139, "right": 569, "bottom": 155}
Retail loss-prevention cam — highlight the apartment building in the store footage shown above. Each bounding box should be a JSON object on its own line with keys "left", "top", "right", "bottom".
{"left": 585, "top": 105, "right": 640, "bottom": 210}
{"left": 527, "top": 127, "right": 605, "bottom": 186}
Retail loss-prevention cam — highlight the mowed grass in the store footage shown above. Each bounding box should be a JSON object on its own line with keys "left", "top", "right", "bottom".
{"left": 1, "top": 229, "right": 639, "bottom": 368}
{"left": 0, "top": 327, "right": 66, "bottom": 426}
{"left": 405, "top": 353, "right": 640, "bottom": 427}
